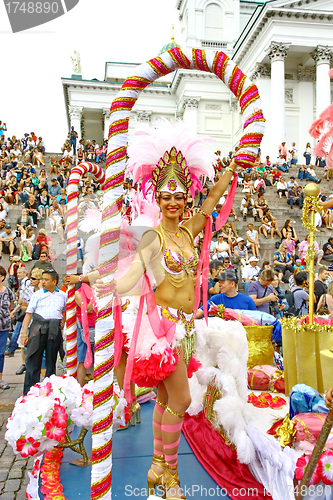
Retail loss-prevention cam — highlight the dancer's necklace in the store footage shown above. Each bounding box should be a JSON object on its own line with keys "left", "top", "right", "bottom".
{"left": 161, "top": 225, "right": 186, "bottom": 254}
{"left": 160, "top": 223, "right": 181, "bottom": 239}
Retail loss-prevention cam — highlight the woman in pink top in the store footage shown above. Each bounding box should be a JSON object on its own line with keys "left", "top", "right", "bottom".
{"left": 298, "top": 234, "right": 324, "bottom": 265}
{"left": 282, "top": 229, "right": 296, "bottom": 257}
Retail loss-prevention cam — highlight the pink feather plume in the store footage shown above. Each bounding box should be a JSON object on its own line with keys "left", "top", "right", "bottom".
{"left": 309, "top": 69, "right": 333, "bottom": 168}
{"left": 126, "top": 118, "right": 216, "bottom": 195}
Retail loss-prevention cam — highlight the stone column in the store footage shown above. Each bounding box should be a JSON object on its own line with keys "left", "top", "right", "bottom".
{"left": 102, "top": 108, "right": 111, "bottom": 140}
{"left": 68, "top": 106, "right": 83, "bottom": 140}
{"left": 311, "top": 45, "right": 332, "bottom": 118}
{"left": 181, "top": 97, "right": 200, "bottom": 132}
{"left": 251, "top": 64, "right": 271, "bottom": 159}
{"left": 266, "top": 42, "right": 290, "bottom": 157}
{"left": 230, "top": 97, "right": 238, "bottom": 152}
{"left": 297, "top": 66, "right": 315, "bottom": 157}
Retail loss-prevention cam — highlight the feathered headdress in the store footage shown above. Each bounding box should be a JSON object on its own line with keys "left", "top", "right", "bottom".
{"left": 126, "top": 119, "right": 215, "bottom": 197}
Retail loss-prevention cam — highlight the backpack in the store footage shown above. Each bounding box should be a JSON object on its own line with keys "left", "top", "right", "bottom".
{"left": 32, "top": 243, "right": 41, "bottom": 260}
{"left": 284, "top": 288, "right": 306, "bottom": 317}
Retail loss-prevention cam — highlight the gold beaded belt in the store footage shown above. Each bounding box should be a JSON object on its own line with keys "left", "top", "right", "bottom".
{"left": 160, "top": 306, "right": 196, "bottom": 366}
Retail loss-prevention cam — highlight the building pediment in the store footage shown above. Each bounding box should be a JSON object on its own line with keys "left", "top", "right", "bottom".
{"left": 233, "top": 0, "right": 333, "bottom": 64}
{"left": 269, "top": 0, "right": 333, "bottom": 11}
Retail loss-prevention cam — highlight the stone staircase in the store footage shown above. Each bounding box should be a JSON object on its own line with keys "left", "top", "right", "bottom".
{"left": 229, "top": 164, "right": 332, "bottom": 264}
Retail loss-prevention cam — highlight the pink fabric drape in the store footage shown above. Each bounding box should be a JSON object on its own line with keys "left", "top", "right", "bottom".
{"left": 194, "top": 173, "right": 238, "bottom": 323}
{"left": 214, "top": 174, "right": 238, "bottom": 232}
{"left": 123, "top": 273, "right": 176, "bottom": 403}
{"left": 80, "top": 283, "right": 98, "bottom": 369}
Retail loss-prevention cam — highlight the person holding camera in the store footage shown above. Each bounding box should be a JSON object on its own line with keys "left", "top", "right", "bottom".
{"left": 248, "top": 269, "right": 279, "bottom": 313}
{"left": 290, "top": 271, "right": 310, "bottom": 317}
{"left": 0, "top": 122, "right": 7, "bottom": 138}
{"left": 271, "top": 271, "right": 288, "bottom": 318}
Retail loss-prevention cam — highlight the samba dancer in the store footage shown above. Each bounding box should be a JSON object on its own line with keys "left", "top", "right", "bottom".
{"left": 112, "top": 122, "right": 238, "bottom": 500}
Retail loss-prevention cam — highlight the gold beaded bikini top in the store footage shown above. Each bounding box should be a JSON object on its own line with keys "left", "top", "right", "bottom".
{"left": 144, "top": 226, "right": 199, "bottom": 287}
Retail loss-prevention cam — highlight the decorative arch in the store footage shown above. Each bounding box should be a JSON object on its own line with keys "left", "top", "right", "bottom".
{"left": 66, "top": 46, "right": 265, "bottom": 500}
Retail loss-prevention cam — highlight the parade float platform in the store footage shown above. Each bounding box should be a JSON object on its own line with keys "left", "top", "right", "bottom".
{"left": 44, "top": 400, "right": 223, "bottom": 500}
{"left": 38, "top": 389, "right": 290, "bottom": 500}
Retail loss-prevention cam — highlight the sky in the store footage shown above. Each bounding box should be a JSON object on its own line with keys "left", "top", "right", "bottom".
{"left": 0, "top": 0, "right": 181, "bottom": 152}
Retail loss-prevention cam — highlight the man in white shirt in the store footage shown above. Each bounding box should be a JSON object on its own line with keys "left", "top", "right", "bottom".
{"left": 241, "top": 193, "right": 258, "bottom": 221}
{"left": 11, "top": 144, "right": 21, "bottom": 159}
{"left": 307, "top": 166, "right": 321, "bottom": 184}
{"left": 21, "top": 269, "right": 66, "bottom": 394}
{"left": 26, "top": 137, "right": 35, "bottom": 150}
{"left": 276, "top": 154, "right": 289, "bottom": 172}
{"left": 242, "top": 256, "right": 261, "bottom": 295}
{"left": 63, "top": 146, "right": 74, "bottom": 162}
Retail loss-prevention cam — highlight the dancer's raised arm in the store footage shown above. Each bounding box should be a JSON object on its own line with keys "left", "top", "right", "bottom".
{"left": 185, "top": 161, "right": 237, "bottom": 237}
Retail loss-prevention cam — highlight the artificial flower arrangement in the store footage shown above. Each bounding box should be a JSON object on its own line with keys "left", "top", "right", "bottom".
{"left": 295, "top": 450, "right": 333, "bottom": 486}
{"left": 19, "top": 376, "right": 126, "bottom": 500}
{"left": 6, "top": 374, "right": 126, "bottom": 459}
{"left": 5, "top": 375, "right": 91, "bottom": 458}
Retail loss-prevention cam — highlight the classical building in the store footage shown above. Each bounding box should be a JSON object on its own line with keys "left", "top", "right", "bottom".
{"left": 62, "top": 0, "right": 333, "bottom": 158}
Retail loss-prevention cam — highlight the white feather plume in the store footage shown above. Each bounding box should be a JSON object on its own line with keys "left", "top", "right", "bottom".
{"left": 78, "top": 208, "right": 102, "bottom": 234}
{"left": 189, "top": 318, "right": 254, "bottom": 464}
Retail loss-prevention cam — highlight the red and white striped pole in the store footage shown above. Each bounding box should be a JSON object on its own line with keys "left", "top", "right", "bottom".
{"left": 66, "top": 162, "right": 105, "bottom": 377}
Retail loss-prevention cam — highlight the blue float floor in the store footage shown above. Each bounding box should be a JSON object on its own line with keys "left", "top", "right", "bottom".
{"left": 40, "top": 400, "right": 232, "bottom": 499}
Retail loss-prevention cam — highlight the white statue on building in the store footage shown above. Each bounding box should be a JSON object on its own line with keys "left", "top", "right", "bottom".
{"left": 71, "top": 50, "right": 81, "bottom": 75}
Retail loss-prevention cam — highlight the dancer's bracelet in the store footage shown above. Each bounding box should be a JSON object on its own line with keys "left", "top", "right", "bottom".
{"left": 226, "top": 166, "right": 236, "bottom": 174}
{"left": 198, "top": 210, "right": 209, "bottom": 218}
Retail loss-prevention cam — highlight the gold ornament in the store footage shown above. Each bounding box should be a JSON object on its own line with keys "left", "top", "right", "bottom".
{"left": 245, "top": 325, "right": 274, "bottom": 368}
{"left": 301, "top": 190, "right": 322, "bottom": 324}
{"left": 203, "top": 383, "right": 235, "bottom": 448}
{"left": 304, "top": 182, "right": 321, "bottom": 198}
{"left": 274, "top": 413, "right": 297, "bottom": 448}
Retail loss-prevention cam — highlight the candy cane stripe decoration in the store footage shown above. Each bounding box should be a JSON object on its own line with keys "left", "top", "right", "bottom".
{"left": 82, "top": 47, "right": 265, "bottom": 500}
{"left": 66, "top": 162, "right": 105, "bottom": 378}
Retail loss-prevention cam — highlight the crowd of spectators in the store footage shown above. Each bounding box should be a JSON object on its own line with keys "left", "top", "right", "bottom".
{"left": 0, "top": 124, "right": 105, "bottom": 390}
{"left": 0, "top": 127, "right": 332, "bottom": 391}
